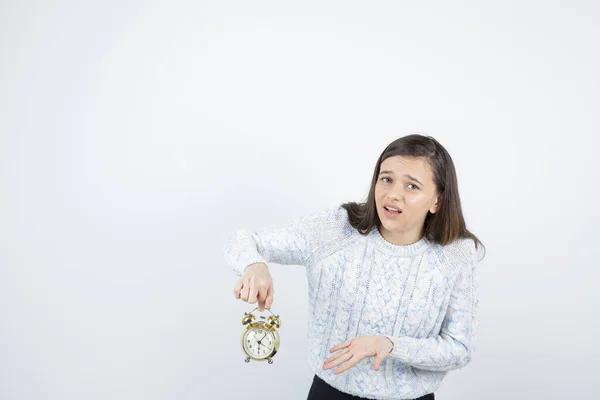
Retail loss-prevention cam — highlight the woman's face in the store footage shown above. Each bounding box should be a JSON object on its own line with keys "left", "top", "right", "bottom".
{"left": 374, "top": 156, "right": 440, "bottom": 245}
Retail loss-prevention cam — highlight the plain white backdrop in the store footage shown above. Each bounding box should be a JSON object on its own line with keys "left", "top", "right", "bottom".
{"left": 1, "top": 1, "right": 598, "bottom": 399}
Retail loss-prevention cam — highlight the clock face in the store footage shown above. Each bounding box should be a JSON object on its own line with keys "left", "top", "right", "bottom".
{"left": 242, "top": 325, "right": 276, "bottom": 359}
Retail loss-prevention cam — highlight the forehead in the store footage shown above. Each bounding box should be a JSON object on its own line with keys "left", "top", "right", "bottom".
{"left": 380, "top": 156, "right": 434, "bottom": 182}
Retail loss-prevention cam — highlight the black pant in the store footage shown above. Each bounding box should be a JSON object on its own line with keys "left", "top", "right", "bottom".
{"left": 307, "top": 374, "right": 434, "bottom": 400}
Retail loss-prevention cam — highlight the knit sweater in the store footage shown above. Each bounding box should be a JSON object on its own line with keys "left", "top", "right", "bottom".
{"left": 222, "top": 205, "right": 479, "bottom": 400}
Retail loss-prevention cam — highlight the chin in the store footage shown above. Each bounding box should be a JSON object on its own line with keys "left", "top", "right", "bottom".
{"left": 380, "top": 219, "right": 395, "bottom": 230}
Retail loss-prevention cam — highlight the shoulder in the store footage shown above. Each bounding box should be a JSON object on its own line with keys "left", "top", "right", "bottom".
{"left": 423, "top": 238, "right": 477, "bottom": 282}
{"left": 287, "top": 205, "right": 349, "bottom": 225}
{"left": 441, "top": 237, "right": 477, "bottom": 268}
{"left": 280, "top": 205, "right": 352, "bottom": 237}
{"left": 302, "top": 205, "right": 357, "bottom": 265}
{"left": 320, "top": 205, "right": 354, "bottom": 236}
{"left": 323, "top": 204, "right": 350, "bottom": 221}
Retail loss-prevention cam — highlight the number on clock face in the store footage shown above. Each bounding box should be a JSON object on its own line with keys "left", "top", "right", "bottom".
{"left": 243, "top": 327, "right": 275, "bottom": 359}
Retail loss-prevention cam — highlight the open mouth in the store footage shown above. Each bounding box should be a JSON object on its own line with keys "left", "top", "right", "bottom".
{"left": 384, "top": 206, "right": 402, "bottom": 214}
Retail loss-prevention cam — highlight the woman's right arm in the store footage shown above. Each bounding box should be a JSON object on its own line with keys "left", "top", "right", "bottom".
{"left": 222, "top": 205, "right": 348, "bottom": 310}
{"left": 232, "top": 262, "right": 274, "bottom": 312}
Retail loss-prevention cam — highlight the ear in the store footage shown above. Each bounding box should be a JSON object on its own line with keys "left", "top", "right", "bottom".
{"left": 429, "top": 195, "right": 440, "bottom": 214}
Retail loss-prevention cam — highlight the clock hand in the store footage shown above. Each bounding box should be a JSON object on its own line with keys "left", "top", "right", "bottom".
{"left": 255, "top": 338, "right": 271, "bottom": 351}
{"left": 258, "top": 340, "right": 271, "bottom": 349}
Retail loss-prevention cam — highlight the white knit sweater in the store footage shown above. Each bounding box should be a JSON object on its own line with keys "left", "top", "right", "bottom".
{"left": 223, "top": 205, "right": 479, "bottom": 400}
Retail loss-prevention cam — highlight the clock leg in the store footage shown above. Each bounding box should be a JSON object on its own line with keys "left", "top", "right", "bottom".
{"left": 244, "top": 357, "right": 250, "bottom": 363}
{"left": 268, "top": 358, "right": 273, "bottom": 364}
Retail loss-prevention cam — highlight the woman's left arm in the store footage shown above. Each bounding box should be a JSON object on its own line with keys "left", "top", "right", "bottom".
{"left": 324, "top": 238, "right": 479, "bottom": 374}
{"left": 384, "top": 238, "right": 479, "bottom": 372}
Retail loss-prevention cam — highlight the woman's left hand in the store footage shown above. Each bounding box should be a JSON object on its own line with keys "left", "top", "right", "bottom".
{"left": 323, "top": 335, "right": 394, "bottom": 374}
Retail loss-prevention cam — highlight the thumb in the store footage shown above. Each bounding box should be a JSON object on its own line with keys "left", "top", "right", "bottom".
{"left": 373, "top": 352, "right": 387, "bottom": 371}
{"left": 233, "top": 278, "right": 243, "bottom": 299}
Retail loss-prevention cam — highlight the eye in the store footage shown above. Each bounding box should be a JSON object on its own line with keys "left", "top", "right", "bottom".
{"left": 407, "top": 183, "right": 419, "bottom": 190}
{"left": 380, "top": 177, "right": 392, "bottom": 183}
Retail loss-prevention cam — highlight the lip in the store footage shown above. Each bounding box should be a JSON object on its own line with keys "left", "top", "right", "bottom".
{"left": 383, "top": 203, "right": 403, "bottom": 213}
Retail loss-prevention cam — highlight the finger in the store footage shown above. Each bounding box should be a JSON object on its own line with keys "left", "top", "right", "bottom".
{"left": 233, "top": 279, "right": 243, "bottom": 299}
{"left": 330, "top": 339, "right": 352, "bottom": 353}
{"left": 323, "top": 351, "right": 353, "bottom": 370}
{"left": 323, "top": 347, "right": 349, "bottom": 364}
{"left": 373, "top": 353, "right": 387, "bottom": 371}
{"left": 257, "top": 288, "right": 267, "bottom": 312}
{"left": 334, "top": 354, "right": 360, "bottom": 375}
{"left": 247, "top": 277, "right": 258, "bottom": 304}
{"left": 240, "top": 280, "right": 250, "bottom": 302}
{"left": 265, "top": 284, "right": 274, "bottom": 309}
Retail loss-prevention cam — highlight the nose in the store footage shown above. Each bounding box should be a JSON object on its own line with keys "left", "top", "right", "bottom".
{"left": 387, "top": 193, "right": 400, "bottom": 202}
{"left": 387, "top": 186, "right": 403, "bottom": 202}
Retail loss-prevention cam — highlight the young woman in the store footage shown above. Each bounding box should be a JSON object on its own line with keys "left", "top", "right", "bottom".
{"left": 223, "top": 134, "right": 485, "bottom": 400}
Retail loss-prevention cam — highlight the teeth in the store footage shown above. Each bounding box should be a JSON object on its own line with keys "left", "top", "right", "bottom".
{"left": 385, "top": 206, "right": 400, "bottom": 213}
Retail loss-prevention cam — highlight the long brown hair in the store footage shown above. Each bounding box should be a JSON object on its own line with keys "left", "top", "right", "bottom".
{"left": 341, "top": 134, "right": 485, "bottom": 259}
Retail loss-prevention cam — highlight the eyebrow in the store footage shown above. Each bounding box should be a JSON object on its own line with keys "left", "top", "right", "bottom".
{"left": 379, "top": 170, "right": 424, "bottom": 186}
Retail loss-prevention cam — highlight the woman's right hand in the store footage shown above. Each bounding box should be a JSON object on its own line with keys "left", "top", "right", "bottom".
{"left": 233, "top": 262, "right": 274, "bottom": 312}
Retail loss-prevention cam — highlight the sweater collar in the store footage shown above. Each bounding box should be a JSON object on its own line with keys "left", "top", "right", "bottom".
{"left": 369, "top": 225, "right": 432, "bottom": 257}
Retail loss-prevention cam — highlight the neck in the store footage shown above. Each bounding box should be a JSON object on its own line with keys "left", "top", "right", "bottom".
{"left": 378, "top": 225, "right": 424, "bottom": 246}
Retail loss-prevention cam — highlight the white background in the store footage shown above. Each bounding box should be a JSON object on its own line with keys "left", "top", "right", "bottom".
{"left": 1, "top": 1, "right": 598, "bottom": 399}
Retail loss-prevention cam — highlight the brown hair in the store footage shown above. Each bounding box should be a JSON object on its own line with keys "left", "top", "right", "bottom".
{"left": 341, "top": 134, "right": 485, "bottom": 259}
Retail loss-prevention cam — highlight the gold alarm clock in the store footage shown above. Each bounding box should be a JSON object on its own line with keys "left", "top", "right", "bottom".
{"left": 241, "top": 308, "right": 281, "bottom": 364}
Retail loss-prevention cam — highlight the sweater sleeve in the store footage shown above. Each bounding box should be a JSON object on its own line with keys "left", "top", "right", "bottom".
{"left": 222, "top": 206, "right": 350, "bottom": 276}
{"left": 384, "top": 237, "right": 479, "bottom": 371}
